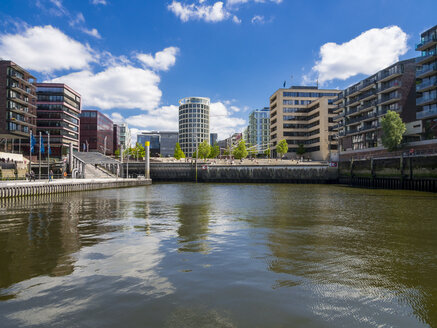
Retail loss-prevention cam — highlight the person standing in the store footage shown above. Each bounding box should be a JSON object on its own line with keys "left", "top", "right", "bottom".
{"left": 49, "top": 170, "right": 54, "bottom": 182}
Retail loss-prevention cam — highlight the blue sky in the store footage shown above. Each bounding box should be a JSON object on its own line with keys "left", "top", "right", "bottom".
{"left": 0, "top": 0, "right": 436, "bottom": 141}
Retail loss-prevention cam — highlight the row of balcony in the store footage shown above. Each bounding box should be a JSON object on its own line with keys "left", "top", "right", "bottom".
{"left": 416, "top": 35, "right": 437, "bottom": 51}
{"left": 344, "top": 123, "right": 380, "bottom": 136}
{"left": 416, "top": 77, "right": 437, "bottom": 92}
{"left": 417, "top": 64, "right": 437, "bottom": 79}
{"left": 416, "top": 53, "right": 437, "bottom": 65}
{"left": 416, "top": 104, "right": 437, "bottom": 119}
{"left": 417, "top": 94, "right": 437, "bottom": 106}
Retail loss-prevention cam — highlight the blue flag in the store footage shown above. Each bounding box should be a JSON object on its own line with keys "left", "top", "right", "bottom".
{"left": 30, "top": 133, "right": 36, "bottom": 154}
{"left": 40, "top": 135, "right": 45, "bottom": 154}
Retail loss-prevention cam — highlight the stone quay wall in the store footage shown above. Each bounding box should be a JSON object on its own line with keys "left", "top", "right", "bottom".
{"left": 0, "top": 178, "right": 152, "bottom": 199}
{"left": 146, "top": 163, "right": 338, "bottom": 183}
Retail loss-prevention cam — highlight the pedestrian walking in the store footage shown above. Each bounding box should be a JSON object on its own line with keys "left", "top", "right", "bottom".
{"left": 49, "top": 170, "right": 54, "bottom": 182}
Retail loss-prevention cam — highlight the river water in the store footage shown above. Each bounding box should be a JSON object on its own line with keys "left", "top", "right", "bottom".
{"left": 0, "top": 183, "right": 436, "bottom": 327}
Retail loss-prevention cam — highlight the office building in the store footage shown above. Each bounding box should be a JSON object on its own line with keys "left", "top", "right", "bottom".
{"left": 218, "top": 133, "right": 242, "bottom": 154}
{"left": 36, "top": 83, "right": 81, "bottom": 158}
{"left": 269, "top": 86, "right": 340, "bottom": 160}
{"left": 178, "top": 97, "right": 210, "bottom": 156}
{"left": 210, "top": 133, "right": 218, "bottom": 146}
{"left": 248, "top": 107, "right": 270, "bottom": 154}
{"left": 80, "top": 110, "right": 114, "bottom": 155}
{"left": 119, "top": 123, "right": 131, "bottom": 149}
{"left": 137, "top": 132, "right": 160, "bottom": 156}
{"left": 333, "top": 59, "right": 416, "bottom": 151}
{"left": 137, "top": 131, "right": 178, "bottom": 157}
{"left": 416, "top": 25, "right": 437, "bottom": 139}
{"left": 0, "top": 60, "right": 37, "bottom": 152}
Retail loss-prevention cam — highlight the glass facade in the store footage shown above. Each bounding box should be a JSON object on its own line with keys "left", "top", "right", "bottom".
{"left": 248, "top": 107, "right": 270, "bottom": 154}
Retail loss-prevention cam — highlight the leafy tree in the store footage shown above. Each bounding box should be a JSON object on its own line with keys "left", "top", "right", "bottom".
{"left": 174, "top": 142, "right": 185, "bottom": 160}
{"left": 135, "top": 142, "right": 146, "bottom": 159}
{"left": 296, "top": 144, "right": 306, "bottom": 156}
{"left": 264, "top": 147, "right": 271, "bottom": 158}
{"left": 381, "top": 110, "right": 406, "bottom": 151}
{"left": 223, "top": 146, "right": 231, "bottom": 156}
{"left": 114, "top": 148, "right": 120, "bottom": 158}
{"left": 232, "top": 140, "right": 248, "bottom": 159}
{"left": 276, "top": 139, "right": 288, "bottom": 158}
{"left": 209, "top": 142, "right": 220, "bottom": 158}
{"left": 197, "top": 140, "right": 211, "bottom": 159}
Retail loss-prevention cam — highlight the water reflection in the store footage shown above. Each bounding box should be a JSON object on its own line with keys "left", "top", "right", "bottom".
{"left": 0, "top": 184, "right": 436, "bottom": 327}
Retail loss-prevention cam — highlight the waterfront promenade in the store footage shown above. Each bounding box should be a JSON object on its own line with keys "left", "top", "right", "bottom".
{"left": 0, "top": 178, "right": 152, "bottom": 199}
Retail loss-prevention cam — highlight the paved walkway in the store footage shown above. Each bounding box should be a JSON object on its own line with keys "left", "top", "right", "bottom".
{"left": 0, "top": 178, "right": 145, "bottom": 187}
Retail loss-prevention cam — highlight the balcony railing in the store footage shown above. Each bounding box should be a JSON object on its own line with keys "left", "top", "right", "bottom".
{"left": 333, "top": 113, "right": 345, "bottom": 121}
{"left": 416, "top": 105, "right": 437, "bottom": 119}
{"left": 357, "top": 100, "right": 378, "bottom": 112}
{"left": 416, "top": 35, "right": 437, "bottom": 51}
{"left": 378, "top": 66, "right": 403, "bottom": 80}
{"left": 417, "top": 95, "right": 437, "bottom": 106}
{"left": 378, "top": 93, "right": 401, "bottom": 105}
{"left": 377, "top": 81, "right": 401, "bottom": 93}
{"left": 416, "top": 53, "right": 437, "bottom": 64}
{"left": 417, "top": 64, "right": 437, "bottom": 78}
{"left": 416, "top": 78, "right": 437, "bottom": 92}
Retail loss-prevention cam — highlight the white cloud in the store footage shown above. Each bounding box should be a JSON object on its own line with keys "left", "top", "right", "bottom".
{"left": 81, "top": 27, "right": 101, "bottom": 39}
{"left": 251, "top": 15, "right": 264, "bottom": 24}
{"left": 227, "top": 0, "right": 282, "bottom": 6}
{"left": 305, "top": 26, "right": 408, "bottom": 84}
{"left": 110, "top": 112, "right": 125, "bottom": 124}
{"left": 125, "top": 105, "right": 179, "bottom": 131}
{"left": 210, "top": 102, "right": 247, "bottom": 139}
{"left": 168, "top": 1, "right": 232, "bottom": 23}
{"left": 232, "top": 15, "right": 242, "bottom": 24}
{"left": 50, "top": 66, "right": 162, "bottom": 110}
{"left": 91, "top": 0, "right": 107, "bottom": 5}
{"left": 137, "top": 47, "right": 180, "bottom": 71}
{"left": 0, "top": 25, "right": 94, "bottom": 73}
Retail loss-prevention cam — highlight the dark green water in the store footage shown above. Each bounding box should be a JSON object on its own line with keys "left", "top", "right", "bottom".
{"left": 0, "top": 183, "right": 436, "bottom": 327}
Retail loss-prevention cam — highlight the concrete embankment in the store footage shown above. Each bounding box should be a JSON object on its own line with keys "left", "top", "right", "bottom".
{"left": 145, "top": 163, "right": 338, "bottom": 183}
{"left": 0, "top": 178, "right": 151, "bottom": 199}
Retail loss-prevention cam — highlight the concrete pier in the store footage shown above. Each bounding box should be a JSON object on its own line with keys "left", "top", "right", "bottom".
{"left": 0, "top": 178, "right": 152, "bottom": 199}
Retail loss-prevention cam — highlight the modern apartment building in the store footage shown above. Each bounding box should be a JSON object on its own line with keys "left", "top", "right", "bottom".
{"left": 333, "top": 59, "right": 416, "bottom": 151}
{"left": 0, "top": 60, "right": 37, "bottom": 152}
{"left": 416, "top": 24, "right": 437, "bottom": 138}
{"left": 80, "top": 110, "right": 114, "bottom": 155}
{"left": 248, "top": 107, "right": 270, "bottom": 154}
{"left": 269, "top": 86, "right": 340, "bottom": 160}
{"left": 178, "top": 97, "right": 210, "bottom": 156}
{"left": 36, "top": 83, "right": 81, "bottom": 158}
{"left": 119, "top": 123, "right": 131, "bottom": 150}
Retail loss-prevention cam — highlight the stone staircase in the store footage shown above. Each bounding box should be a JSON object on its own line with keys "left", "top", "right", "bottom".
{"left": 73, "top": 151, "right": 121, "bottom": 179}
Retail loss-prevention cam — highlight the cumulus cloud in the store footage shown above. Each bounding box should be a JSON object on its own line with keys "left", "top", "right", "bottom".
{"left": 0, "top": 25, "right": 94, "bottom": 73}
{"left": 137, "top": 47, "right": 180, "bottom": 71}
{"left": 50, "top": 66, "right": 162, "bottom": 110}
{"left": 110, "top": 112, "right": 125, "bottom": 124}
{"left": 168, "top": 1, "right": 233, "bottom": 23}
{"left": 304, "top": 26, "right": 408, "bottom": 84}
{"left": 125, "top": 105, "right": 179, "bottom": 131}
{"left": 210, "top": 102, "right": 247, "bottom": 139}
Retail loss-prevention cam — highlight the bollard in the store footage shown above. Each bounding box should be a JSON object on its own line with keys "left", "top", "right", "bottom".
{"left": 145, "top": 141, "right": 150, "bottom": 180}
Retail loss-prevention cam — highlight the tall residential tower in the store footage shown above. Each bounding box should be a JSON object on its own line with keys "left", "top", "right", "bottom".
{"left": 178, "top": 97, "right": 210, "bottom": 156}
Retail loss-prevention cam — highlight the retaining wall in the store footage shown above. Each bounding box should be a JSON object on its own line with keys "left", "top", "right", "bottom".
{"left": 0, "top": 178, "right": 152, "bottom": 199}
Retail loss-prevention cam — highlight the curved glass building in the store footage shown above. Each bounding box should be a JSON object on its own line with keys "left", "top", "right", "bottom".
{"left": 178, "top": 97, "right": 210, "bottom": 156}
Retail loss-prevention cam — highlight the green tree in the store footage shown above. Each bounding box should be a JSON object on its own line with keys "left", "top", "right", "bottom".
{"left": 174, "top": 142, "right": 185, "bottom": 160}
{"left": 232, "top": 140, "right": 248, "bottom": 159}
{"left": 381, "top": 110, "right": 406, "bottom": 151}
{"left": 223, "top": 146, "right": 231, "bottom": 156}
{"left": 276, "top": 139, "right": 288, "bottom": 158}
{"left": 209, "top": 142, "right": 220, "bottom": 158}
{"left": 114, "top": 148, "right": 120, "bottom": 158}
{"left": 264, "top": 147, "right": 271, "bottom": 158}
{"left": 197, "top": 140, "right": 211, "bottom": 159}
{"left": 296, "top": 144, "right": 306, "bottom": 156}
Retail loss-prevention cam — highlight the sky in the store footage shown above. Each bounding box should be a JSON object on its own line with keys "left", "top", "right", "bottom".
{"left": 0, "top": 0, "right": 436, "bottom": 142}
